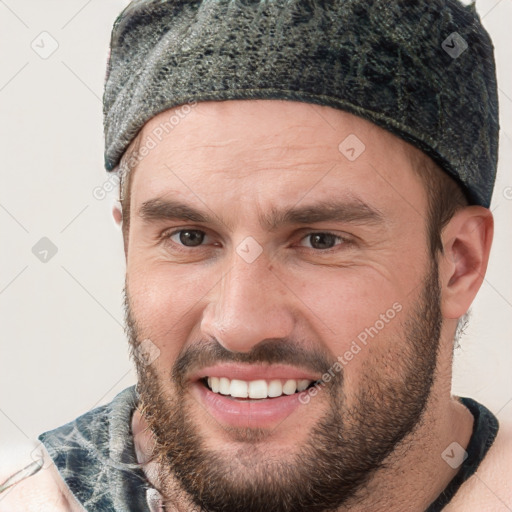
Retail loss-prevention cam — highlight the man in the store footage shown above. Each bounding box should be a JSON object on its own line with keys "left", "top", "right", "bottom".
{"left": 1, "top": 0, "right": 510, "bottom": 510}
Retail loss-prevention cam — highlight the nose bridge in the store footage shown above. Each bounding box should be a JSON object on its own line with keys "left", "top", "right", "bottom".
{"left": 200, "top": 252, "right": 295, "bottom": 353}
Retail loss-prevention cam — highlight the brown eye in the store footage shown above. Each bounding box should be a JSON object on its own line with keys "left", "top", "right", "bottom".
{"left": 170, "top": 229, "right": 206, "bottom": 247}
{"left": 300, "top": 232, "right": 344, "bottom": 250}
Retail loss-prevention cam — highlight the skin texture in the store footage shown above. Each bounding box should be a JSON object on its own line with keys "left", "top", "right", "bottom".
{"left": 120, "top": 99, "right": 494, "bottom": 511}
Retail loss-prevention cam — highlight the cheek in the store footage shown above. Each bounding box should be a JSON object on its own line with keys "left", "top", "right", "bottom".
{"left": 127, "top": 260, "right": 218, "bottom": 357}
{"left": 287, "top": 266, "right": 406, "bottom": 360}
{"left": 304, "top": 276, "right": 408, "bottom": 402}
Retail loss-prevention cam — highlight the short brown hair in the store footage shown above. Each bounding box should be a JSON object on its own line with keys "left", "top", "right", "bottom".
{"left": 408, "top": 150, "right": 469, "bottom": 257}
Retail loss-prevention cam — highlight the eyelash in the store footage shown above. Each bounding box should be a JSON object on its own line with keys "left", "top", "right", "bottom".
{"left": 161, "top": 228, "right": 352, "bottom": 252}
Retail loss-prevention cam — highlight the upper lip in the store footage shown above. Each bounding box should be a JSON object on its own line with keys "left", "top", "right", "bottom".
{"left": 189, "top": 363, "right": 321, "bottom": 383}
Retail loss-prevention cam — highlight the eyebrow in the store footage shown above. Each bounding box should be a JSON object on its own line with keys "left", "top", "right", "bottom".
{"left": 138, "top": 197, "right": 384, "bottom": 230}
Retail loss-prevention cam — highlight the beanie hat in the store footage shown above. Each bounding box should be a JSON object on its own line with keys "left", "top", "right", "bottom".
{"left": 103, "top": 0, "right": 499, "bottom": 207}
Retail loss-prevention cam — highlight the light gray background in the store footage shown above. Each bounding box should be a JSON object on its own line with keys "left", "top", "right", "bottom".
{"left": 1, "top": 0, "right": 511, "bottom": 465}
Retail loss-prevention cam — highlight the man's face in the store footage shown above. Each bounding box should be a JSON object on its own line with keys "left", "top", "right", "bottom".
{"left": 124, "top": 100, "right": 443, "bottom": 511}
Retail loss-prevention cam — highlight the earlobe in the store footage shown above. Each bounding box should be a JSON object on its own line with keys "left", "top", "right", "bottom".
{"left": 440, "top": 206, "right": 493, "bottom": 319}
{"left": 112, "top": 200, "right": 123, "bottom": 228}
{"left": 112, "top": 199, "right": 129, "bottom": 259}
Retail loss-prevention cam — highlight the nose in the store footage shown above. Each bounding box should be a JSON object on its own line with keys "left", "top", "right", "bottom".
{"left": 200, "top": 251, "right": 295, "bottom": 353}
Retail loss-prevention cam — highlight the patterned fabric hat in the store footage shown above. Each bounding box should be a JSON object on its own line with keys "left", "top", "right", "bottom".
{"left": 103, "top": 0, "right": 499, "bottom": 207}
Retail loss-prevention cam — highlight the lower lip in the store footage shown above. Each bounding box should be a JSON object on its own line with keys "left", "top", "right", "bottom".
{"left": 192, "top": 381, "right": 306, "bottom": 429}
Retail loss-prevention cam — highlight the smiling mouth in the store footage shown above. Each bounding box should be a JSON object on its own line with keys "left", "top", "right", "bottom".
{"left": 201, "top": 376, "right": 318, "bottom": 400}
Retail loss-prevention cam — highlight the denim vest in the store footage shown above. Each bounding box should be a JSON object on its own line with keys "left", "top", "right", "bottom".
{"left": 38, "top": 386, "right": 153, "bottom": 512}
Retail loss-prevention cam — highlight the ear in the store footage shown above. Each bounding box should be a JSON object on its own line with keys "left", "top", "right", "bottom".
{"left": 439, "top": 206, "right": 493, "bottom": 319}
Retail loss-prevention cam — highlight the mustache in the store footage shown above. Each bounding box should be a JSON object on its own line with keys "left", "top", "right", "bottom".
{"left": 171, "top": 337, "right": 335, "bottom": 386}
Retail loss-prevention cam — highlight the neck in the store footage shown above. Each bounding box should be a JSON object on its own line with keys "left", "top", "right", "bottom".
{"left": 343, "top": 392, "right": 473, "bottom": 511}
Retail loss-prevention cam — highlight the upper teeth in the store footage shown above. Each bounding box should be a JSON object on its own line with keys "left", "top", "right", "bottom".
{"left": 206, "top": 377, "right": 312, "bottom": 399}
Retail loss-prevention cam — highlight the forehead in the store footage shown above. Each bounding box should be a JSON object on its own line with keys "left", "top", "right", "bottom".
{"left": 128, "top": 99, "right": 427, "bottom": 217}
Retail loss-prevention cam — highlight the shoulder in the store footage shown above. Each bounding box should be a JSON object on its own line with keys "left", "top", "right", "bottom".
{"left": 445, "top": 419, "right": 512, "bottom": 511}
{"left": 0, "top": 446, "right": 83, "bottom": 512}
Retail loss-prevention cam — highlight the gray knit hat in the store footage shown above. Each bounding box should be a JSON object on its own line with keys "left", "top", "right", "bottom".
{"left": 103, "top": 0, "right": 499, "bottom": 207}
